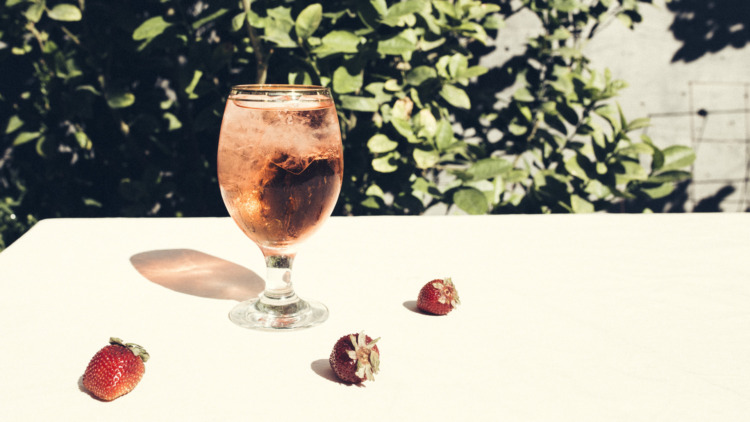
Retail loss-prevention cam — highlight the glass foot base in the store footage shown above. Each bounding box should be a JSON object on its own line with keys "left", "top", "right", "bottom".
{"left": 229, "top": 297, "right": 329, "bottom": 331}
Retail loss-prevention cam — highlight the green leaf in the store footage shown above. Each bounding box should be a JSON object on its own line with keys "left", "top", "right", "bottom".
{"left": 192, "top": 8, "right": 228, "bottom": 30}
{"left": 370, "top": 0, "right": 388, "bottom": 17}
{"left": 457, "top": 65, "right": 488, "bottom": 79}
{"left": 570, "top": 195, "right": 594, "bottom": 213}
{"left": 647, "top": 136, "right": 665, "bottom": 171}
{"left": 365, "top": 82, "right": 394, "bottom": 103}
{"left": 412, "top": 177, "right": 441, "bottom": 197}
{"left": 657, "top": 145, "right": 695, "bottom": 172}
{"left": 456, "top": 21, "right": 488, "bottom": 44}
{"left": 646, "top": 170, "right": 691, "bottom": 184}
{"left": 288, "top": 69, "right": 314, "bottom": 85}
{"left": 339, "top": 95, "right": 379, "bottom": 112}
{"left": 392, "top": 97, "right": 413, "bottom": 120}
{"left": 73, "top": 131, "right": 92, "bottom": 149}
{"left": 415, "top": 108, "right": 434, "bottom": 132}
{"left": 76, "top": 85, "right": 102, "bottom": 96}
{"left": 513, "top": 87, "right": 535, "bottom": 102}
{"left": 133, "top": 16, "right": 172, "bottom": 41}
{"left": 552, "top": 0, "right": 581, "bottom": 13}
{"left": 439, "top": 84, "right": 470, "bottom": 109}
{"left": 163, "top": 112, "right": 182, "bottom": 131}
{"left": 594, "top": 103, "right": 621, "bottom": 132}
{"left": 32, "top": 135, "right": 47, "bottom": 157}
{"left": 413, "top": 147, "right": 439, "bottom": 169}
{"left": 372, "top": 151, "right": 400, "bottom": 173}
{"left": 365, "top": 183, "right": 386, "bottom": 199}
{"left": 592, "top": 126, "right": 607, "bottom": 150}
{"left": 107, "top": 92, "right": 135, "bottom": 109}
{"left": 617, "top": 12, "right": 633, "bottom": 28}
{"left": 505, "top": 168, "right": 529, "bottom": 183}
{"left": 627, "top": 117, "right": 650, "bottom": 131}
{"left": 406, "top": 66, "right": 437, "bottom": 87}
{"left": 618, "top": 142, "right": 654, "bottom": 156}
{"left": 24, "top": 2, "right": 44, "bottom": 23}
{"left": 420, "top": 37, "right": 446, "bottom": 51}
{"left": 548, "top": 28, "right": 571, "bottom": 41}
{"left": 391, "top": 118, "right": 417, "bottom": 143}
{"left": 361, "top": 196, "right": 384, "bottom": 209}
{"left": 508, "top": 122, "right": 528, "bottom": 136}
{"left": 47, "top": 4, "right": 82, "bottom": 21}
{"left": 585, "top": 179, "right": 611, "bottom": 198}
{"left": 357, "top": 0, "right": 387, "bottom": 29}
{"left": 231, "top": 12, "right": 245, "bottom": 32}
{"left": 83, "top": 198, "right": 103, "bottom": 207}
{"left": 564, "top": 156, "right": 589, "bottom": 180}
{"left": 382, "top": 0, "right": 427, "bottom": 26}
{"left": 433, "top": 1, "right": 457, "bottom": 19}
{"left": 483, "top": 14, "right": 504, "bottom": 30}
{"left": 264, "top": 18, "right": 297, "bottom": 47}
{"left": 332, "top": 66, "right": 363, "bottom": 94}
{"left": 448, "top": 54, "right": 468, "bottom": 79}
{"left": 311, "top": 31, "right": 361, "bottom": 57}
{"left": 384, "top": 79, "right": 401, "bottom": 92}
{"left": 435, "top": 119, "right": 454, "bottom": 150}
{"left": 467, "top": 3, "right": 502, "bottom": 20}
{"left": 267, "top": 6, "right": 295, "bottom": 26}
{"left": 453, "top": 188, "right": 488, "bottom": 215}
{"left": 295, "top": 4, "right": 322, "bottom": 40}
{"left": 5, "top": 115, "right": 24, "bottom": 134}
{"left": 377, "top": 32, "right": 417, "bottom": 56}
{"left": 12, "top": 131, "right": 41, "bottom": 146}
{"left": 641, "top": 183, "right": 675, "bottom": 199}
{"left": 462, "top": 158, "right": 512, "bottom": 181}
{"left": 367, "top": 134, "right": 398, "bottom": 153}
{"left": 518, "top": 105, "right": 532, "bottom": 122}
{"left": 184, "top": 69, "right": 203, "bottom": 99}
{"left": 245, "top": 9, "right": 265, "bottom": 27}
{"left": 615, "top": 160, "right": 648, "bottom": 183}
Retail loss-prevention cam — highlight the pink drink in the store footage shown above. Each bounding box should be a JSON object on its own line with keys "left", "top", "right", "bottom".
{"left": 217, "top": 91, "right": 343, "bottom": 254}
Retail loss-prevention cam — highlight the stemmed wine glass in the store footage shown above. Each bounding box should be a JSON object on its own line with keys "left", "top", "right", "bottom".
{"left": 217, "top": 85, "right": 343, "bottom": 330}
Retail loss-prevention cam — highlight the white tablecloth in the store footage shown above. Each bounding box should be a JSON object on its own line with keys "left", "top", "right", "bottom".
{"left": 1, "top": 214, "right": 749, "bottom": 420}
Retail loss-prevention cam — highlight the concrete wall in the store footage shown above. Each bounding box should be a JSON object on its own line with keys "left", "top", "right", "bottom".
{"left": 483, "top": 0, "right": 750, "bottom": 212}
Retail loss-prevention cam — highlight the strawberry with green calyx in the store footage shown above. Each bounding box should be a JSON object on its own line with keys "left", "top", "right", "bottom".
{"left": 417, "top": 277, "right": 460, "bottom": 315}
{"left": 329, "top": 331, "right": 380, "bottom": 384}
{"left": 82, "top": 337, "right": 149, "bottom": 401}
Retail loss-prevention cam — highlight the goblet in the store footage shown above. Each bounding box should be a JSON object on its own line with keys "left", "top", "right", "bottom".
{"left": 217, "top": 85, "right": 343, "bottom": 330}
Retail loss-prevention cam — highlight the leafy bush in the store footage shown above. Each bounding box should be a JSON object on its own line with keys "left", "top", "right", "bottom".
{"left": 0, "top": 0, "right": 695, "bottom": 250}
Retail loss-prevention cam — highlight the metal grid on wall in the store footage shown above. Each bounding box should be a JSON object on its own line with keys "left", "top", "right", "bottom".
{"left": 646, "top": 81, "right": 750, "bottom": 212}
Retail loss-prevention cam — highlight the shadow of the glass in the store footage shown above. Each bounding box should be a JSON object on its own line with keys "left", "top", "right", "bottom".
{"left": 130, "top": 249, "right": 264, "bottom": 301}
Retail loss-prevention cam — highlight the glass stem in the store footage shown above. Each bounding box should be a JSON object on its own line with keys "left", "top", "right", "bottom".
{"left": 261, "top": 254, "right": 298, "bottom": 305}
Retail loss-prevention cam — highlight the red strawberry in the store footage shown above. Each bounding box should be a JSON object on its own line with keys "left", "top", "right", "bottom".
{"left": 417, "top": 277, "right": 460, "bottom": 315}
{"left": 329, "top": 331, "right": 380, "bottom": 384}
{"left": 82, "top": 337, "right": 149, "bottom": 401}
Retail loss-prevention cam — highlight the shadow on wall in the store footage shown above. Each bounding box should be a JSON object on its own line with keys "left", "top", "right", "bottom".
{"left": 668, "top": 0, "right": 750, "bottom": 62}
{"left": 630, "top": 181, "right": 750, "bottom": 212}
{"left": 691, "top": 185, "right": 740, "bottom": 212}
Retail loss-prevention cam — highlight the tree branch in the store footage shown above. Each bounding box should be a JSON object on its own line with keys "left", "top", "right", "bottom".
{"left": 242, "top": 0, "right": 269, "bottom": 84}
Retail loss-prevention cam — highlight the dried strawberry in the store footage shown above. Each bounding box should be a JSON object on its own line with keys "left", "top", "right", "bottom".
{"left": 329, "top": 331, "right": 380, "bottom": 384}
{"left": 417, "top": 277, "right": 460, "bottom": 315}
{"left": 82, "top": 337, "right": 149, "bottom": 401}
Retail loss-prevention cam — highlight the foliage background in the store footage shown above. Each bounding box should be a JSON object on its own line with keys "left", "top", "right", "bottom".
{"left": 0, "top": 0, "right": 696, "bottom": 250}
